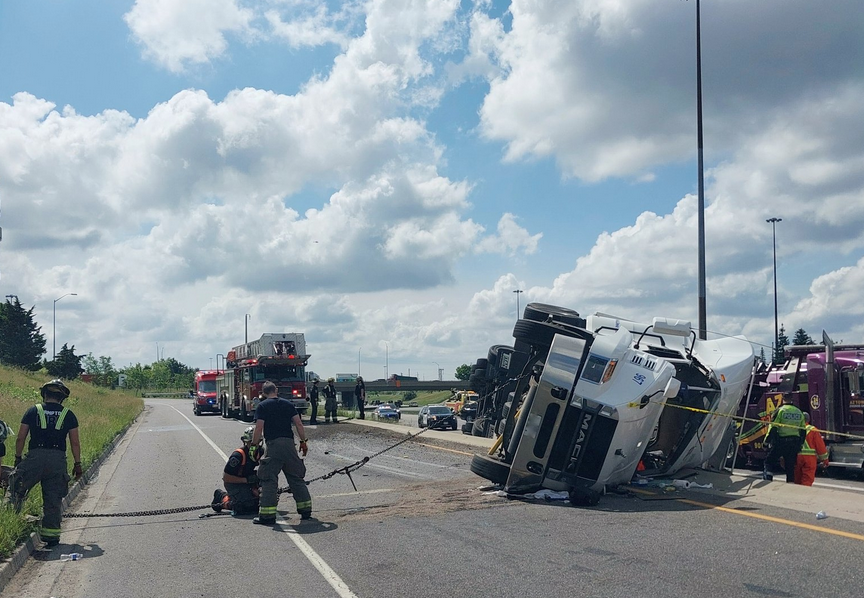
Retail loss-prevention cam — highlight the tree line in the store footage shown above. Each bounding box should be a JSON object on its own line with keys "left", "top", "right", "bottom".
{"left": 0, "top": 297, "right": 195, "bottom": 390}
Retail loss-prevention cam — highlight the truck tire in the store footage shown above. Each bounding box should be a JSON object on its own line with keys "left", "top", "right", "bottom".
{"left": 512, "top": 319, "right": 592, "bottom": 351}
{"left": 470, "top": 454, "right": 510, "bottom": 485}
{"left": 523, "top": 303, "right": 585, "bottom": 328}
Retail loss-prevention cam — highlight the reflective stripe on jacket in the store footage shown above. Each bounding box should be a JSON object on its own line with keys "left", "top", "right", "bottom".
{"left": 799, "top": 424, "right": 829, "bottom": 461}
{"left": 769, "top": 404, "right": 805, "bottom": 437}
{"left": 35, "top": 404, "right": 70, "bottom": 430}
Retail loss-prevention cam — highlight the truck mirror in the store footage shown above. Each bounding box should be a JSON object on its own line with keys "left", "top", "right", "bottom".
{"left": 652, "top": 317, "right": 692, "bottom": 337}
{"left": 663, "top": 377, "right": 682, "bottom": 399}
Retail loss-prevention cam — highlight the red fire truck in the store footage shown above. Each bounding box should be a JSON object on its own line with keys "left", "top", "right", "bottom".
{"left": 193, "top": 370, "right": 223, "bottom": 416}
{"left": 218, "top": 333, "right": 312, "bottom": 421}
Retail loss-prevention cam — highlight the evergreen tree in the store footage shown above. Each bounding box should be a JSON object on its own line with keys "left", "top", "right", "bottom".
{"left": 774, "top": 324, "right": 790, "bottom": 364}
{"left": 45, "top": 343, "right": 84, "bottom": 379}
{"left": 792, "top": 328, "right": 814, "bottom": 346}
{"left": 0, "top": 297, "right": 46, "bottom": 370}
{"left": 759, "top": 347, "right": 767, "bottom": 364}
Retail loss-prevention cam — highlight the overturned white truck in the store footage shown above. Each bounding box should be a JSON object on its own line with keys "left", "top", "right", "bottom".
{"left": 469, "top": 304, "right": 754, "bottom": 504}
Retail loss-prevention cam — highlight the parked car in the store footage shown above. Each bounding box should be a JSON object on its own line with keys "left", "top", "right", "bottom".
{"left": 373, "top": 404, "right": 401, "bottom": 421}
{"left": 418, "top": 405, "right": 458, "bottom": 430}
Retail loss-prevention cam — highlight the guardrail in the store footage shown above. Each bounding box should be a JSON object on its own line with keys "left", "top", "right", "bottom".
{"left": 141, "top": 392, "right": 191, "bottom": 399}
{"left": 332, "top": 380, "right": 471, "bottom": 393}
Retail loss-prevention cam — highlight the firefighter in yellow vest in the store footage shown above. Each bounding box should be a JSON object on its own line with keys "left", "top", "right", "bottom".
{"left": 763, "top": 395, "right": 806, "bottom": 482}
{"left": 794, "top": 412, "right": 829, "bottom": 486}
{"left": 8, "top": 380, "right": 82, "bottom": 547}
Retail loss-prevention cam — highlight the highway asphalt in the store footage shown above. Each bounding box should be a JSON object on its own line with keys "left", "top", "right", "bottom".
{"left": 5, "top": 400, "right": 864, "bottom": 597}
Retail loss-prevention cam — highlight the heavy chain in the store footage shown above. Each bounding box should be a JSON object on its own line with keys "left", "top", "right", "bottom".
{"left": 63, "top": 375, "right": 527, "bottom": 519}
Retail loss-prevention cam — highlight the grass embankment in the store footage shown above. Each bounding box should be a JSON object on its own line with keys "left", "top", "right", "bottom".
{"left": 366, "top": 390, "right": 452, "bottom": 406}
{"left": 0, "top": 366, "right": 143, "bottom": 559}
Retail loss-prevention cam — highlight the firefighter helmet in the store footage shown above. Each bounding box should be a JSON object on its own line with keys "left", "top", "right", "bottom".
{"left": 327, "top": 377, "right": 335, "bottom": 383}
{"left": 40, "top": 379, "right": 71, "bottom": 402}
{"left": 241, "top": 426, "right": 255, "bottom": 444}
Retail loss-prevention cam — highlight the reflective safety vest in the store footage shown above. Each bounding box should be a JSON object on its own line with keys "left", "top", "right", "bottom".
{"left": 769, "top": 404, "right": 805, "bottom": 437}
{"left": 35, "top": 404, "right": 70, "bottom": 430}
{"left": 799, "top": 425, "right": 829, "bottom": 461}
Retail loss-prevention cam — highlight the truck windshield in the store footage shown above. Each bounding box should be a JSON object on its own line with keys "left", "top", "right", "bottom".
{"left": 260, "top": 364, "right": 304, "bottom": 382}
{"left": 198, "top": 380, "right": 217, "bottom": 393}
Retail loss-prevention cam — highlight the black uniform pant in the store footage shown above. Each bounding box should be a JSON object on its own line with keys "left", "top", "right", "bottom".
{"left": 766, "top": 435, "right": 801, "bottom": 483}
{"left": 309, "top": 398, "right": 319, "bottom": 423}
{"left": 8, "top": 448, "right": 70, "bottom": 542}
{"left": 358, "top": 400, "right": 365, "bottom": 419}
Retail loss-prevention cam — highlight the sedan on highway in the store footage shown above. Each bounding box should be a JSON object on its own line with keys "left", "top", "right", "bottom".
{"left": 373, "top": 404, "right": 401, "bottom": 421}
{"left": 418, "top": 405, "right": 458, "bottom": 430}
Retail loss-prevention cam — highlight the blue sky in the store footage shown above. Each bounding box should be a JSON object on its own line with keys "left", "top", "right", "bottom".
{"left": 1, "top": 0, "right": 863, "bottom": 378}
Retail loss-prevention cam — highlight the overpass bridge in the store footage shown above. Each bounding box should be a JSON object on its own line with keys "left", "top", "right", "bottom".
{"left": 331, "top": 379, "right": 470, "bottom": 394}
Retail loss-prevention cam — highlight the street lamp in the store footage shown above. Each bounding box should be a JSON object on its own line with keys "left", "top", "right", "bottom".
{"left": 209, "top": 357, "right": 213, "bottom": 369}
{"left": 4, "top": 294, "right": 18, "bottom": 302}
{"left": 767, "top": 217, "right": 782, "bottom": 363}
{"left": 358, "top": 347, "right": 361, "bottom": 377}
{"left": 53, "top": 292, "right": 77, "bottom": 359}
{"left": 384, "top": 341, "right": 389, "bottom": 381}
{"left": 513, "top": 289, "right": 523, "bottom": 321}
{"left": 245, "top": 313, "right": 251, "bottom": 344}
{"left": 695, "top": 0, "right": 707, "bottom": 341}
{"left": 433, "top": 361, "right": 441, "bottom": 381}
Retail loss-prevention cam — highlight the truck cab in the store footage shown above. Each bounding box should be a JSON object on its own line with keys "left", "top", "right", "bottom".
{"left": 193, "top": 370, "right": 222, "bottom": 416}
{"left": 470, "top": 304, "right": 754, "bottom": 504}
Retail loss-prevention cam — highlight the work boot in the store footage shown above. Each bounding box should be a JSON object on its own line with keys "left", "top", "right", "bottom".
{"left": 44, "top": 538, "right": 60, "bottom": 548}
{"left": 212, "top": 489, "right": 224, "bottom": 512}
{"left": 299, "top": 510, "right": 313, "bottom": 520}
{"left": 332, "top": 418, "right": 338, "bottom": 423}
{"left": 253, "top": 516, "right": 276, "bottom": 525}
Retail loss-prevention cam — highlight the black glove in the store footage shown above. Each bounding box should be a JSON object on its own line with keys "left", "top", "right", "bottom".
{"left": 14, "top": 455, "right": 22, "bottom": 467}
{"left": 246, "top": 473, "right": 259, "bottom": 485}
{"left": 73, "top": 462, "right": 83, "bottom": 480}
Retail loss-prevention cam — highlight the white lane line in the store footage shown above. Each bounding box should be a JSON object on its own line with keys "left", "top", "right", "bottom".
{"left": 318, "top": 488, "right": 396, "bottom": 499}
{"left": 167, "top": 404, "right": 358, "bottom": 598}
{"left": 325, "top": 451, "right": 432, "bottom": 479}
{"left": 280, "top": 526, "right": 359, "bottom": 598}
{"left": 170, "top": 406, "right": 229, "bottom": 461}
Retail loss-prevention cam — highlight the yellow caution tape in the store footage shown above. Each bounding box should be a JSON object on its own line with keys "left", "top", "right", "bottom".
{"left": 626, "top": 400, "right": 864, "bottom": 443}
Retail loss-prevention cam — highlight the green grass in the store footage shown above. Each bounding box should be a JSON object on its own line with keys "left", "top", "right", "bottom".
{"left": 0, "top": 365, "right": 142, "bottom": 558}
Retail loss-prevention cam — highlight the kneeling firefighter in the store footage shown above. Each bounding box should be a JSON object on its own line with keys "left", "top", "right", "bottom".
{"left": 212, "top": 426, "right": 262, "bottom": 514}
{"left": 8, "top": 379, "right": 83, "bottom": 547}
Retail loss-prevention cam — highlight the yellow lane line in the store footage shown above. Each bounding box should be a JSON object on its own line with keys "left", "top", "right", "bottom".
{"left": 411, "top": 442, "right": 473, "bottom": 456}
{"left": 678, "top": 497, "right": 864, "bottom": 542}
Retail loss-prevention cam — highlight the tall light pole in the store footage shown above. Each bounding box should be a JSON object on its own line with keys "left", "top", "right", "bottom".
{"left": 384, "top": 341, "right": 389, "bottom": 381}
{"left": 245, "top": 313, "right": 251, "bottom": 344}
{"left": 53, "top": 292, "right": 77, "bottom": 359}
{"left": 513, "top": 289, "right": 523, "bottom": 321}
{"left": 695, "top": 0, "right": 707, "bottom": 341}
{"left": 433, "top": 361, "right": 441, "bottom": 381}
{"left": 4, "top": 294, "right": 18, "bottom": 302}
{"left": 767, "top": 217, "right": 782, "bottom": 363}
{"left": 209, "top": 357, "right": 213, "bottom": 369}
{"left": 358, "top": 347, "right": 361, "bottom": 377}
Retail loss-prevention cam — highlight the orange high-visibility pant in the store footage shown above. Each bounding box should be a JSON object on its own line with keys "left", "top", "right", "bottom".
{"left": 794, "top": 454, "right": 817, "bottom": 486}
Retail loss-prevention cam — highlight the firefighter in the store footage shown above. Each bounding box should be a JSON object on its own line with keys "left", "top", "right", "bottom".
{"left": 763, "top": 395, "right": 806, "bottom": 482}
{"left": 323, "top": 378, "right": 338, "bottom": 423}
{"left": 355, "top": 376, "right": 366, "bottom": 419}
{"left": 252, "top": 381, "right": 312, "bottom": 524}
{"left": 794, "top": 412, "right": 829, "bottom": 486}
{"left": 8, "top": 379, "right": 82, "bottom": 547}
{"left": 308, "top": 379, "right": 320, "bottom": 425}
{"left": 211, "top": 426, "right": 262, "bottom": 514}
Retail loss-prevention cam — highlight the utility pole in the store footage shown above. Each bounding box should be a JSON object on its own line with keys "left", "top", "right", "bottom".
{"left": 513, "top": 289, "right": 523, "bottom": 321}
{"left": 695, "top": 0, "right": 707, "bottom": 340}
{"left": 767, "top": 217, "right": 782, "bottom": 363}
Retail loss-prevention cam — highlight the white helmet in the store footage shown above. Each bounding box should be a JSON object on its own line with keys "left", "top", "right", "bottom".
{"left": 0, "top": 419, "right": 13, "bottom": 443}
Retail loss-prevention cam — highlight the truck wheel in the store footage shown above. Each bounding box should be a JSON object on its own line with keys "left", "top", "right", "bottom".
{"left": 470, "top": 454, "right": 510, "bottom": 485}
{"left": 512, "top": 319, "right": 591, "bottom": 351}
{"left": 523, "top": 303, "right": 584, "bottom": 328}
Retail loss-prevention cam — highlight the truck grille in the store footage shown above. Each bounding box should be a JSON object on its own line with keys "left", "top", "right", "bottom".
{"left": 547, "top": 400, "right": 618, "bottom": 483}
